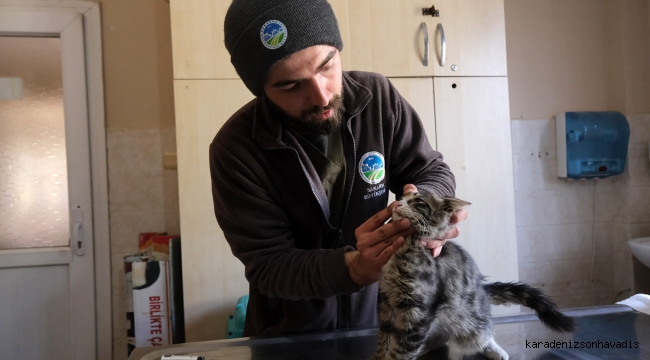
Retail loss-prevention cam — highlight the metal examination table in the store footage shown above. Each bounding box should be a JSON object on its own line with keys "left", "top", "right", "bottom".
{"left": 129, "top": 305, "right": 650, "bottom": 359}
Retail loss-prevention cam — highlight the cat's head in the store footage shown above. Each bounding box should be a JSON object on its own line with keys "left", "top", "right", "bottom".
{"left": 392, "top": 191, "right": 471, "bottom": 239}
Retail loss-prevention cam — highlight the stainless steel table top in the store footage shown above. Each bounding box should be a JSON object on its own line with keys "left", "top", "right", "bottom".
{"left": 129, "top": 305, "right": 650, "bottom": 360}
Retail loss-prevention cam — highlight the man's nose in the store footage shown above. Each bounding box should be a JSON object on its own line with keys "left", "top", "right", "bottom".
{"left": 307, "top": 76, "right": 330, "bottom": 107}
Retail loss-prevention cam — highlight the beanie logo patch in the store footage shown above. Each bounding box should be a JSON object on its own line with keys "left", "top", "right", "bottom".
{"left": 260, "top": 20, "right": 288, "bottom": 50}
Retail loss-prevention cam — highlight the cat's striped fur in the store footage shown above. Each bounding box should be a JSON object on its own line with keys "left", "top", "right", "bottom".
{"left": 373, "top": 191, "right": 574, "bottom": 360}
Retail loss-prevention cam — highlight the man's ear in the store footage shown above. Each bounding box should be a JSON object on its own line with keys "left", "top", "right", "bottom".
{"left": 442, "top": 197, "right": 471, "bottom": 212}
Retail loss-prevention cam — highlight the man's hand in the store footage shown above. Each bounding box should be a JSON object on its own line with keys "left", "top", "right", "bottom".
{"left": 346, "top": 202, "right": 414, "bottom": 287}
{"left": 402, "top": 184, "right": 468, "bottom": 257}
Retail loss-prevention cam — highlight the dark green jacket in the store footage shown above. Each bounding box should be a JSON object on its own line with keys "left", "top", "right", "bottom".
{"left": 209, "top": 71, "right": 455, "bottom": 337}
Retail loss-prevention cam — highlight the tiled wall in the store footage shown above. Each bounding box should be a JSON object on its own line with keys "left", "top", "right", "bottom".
{"left": 511, "top": 114, "right": 650, "bottom": 309}
{"left": 107, "top": 128, "right": 180, "bottom": 360}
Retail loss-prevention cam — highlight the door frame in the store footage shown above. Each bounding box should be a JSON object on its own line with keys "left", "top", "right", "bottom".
{"left": 0, "top": 2, "right": 110, "bottom": 359}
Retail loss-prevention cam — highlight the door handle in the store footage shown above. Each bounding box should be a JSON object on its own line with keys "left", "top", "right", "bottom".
{"left": 421, "top": 22, "right": 429, "bottom": 66}
{"left": 72, "top": 207, "right": 85, "bottom": 256}
{"left": 437, "top": 23, "right": 446, "bottom": 67}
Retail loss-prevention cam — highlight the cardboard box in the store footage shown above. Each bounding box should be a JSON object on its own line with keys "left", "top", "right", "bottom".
{"left": 124, "top": 253, "right": 152, "bottom": 354}
{"left": 132, "top": 261, "right": 172, "bottom": 347}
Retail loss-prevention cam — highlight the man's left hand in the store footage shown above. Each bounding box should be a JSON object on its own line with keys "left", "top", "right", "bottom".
{"left": 402, "top": 184, "right": 468, "bottom": 258}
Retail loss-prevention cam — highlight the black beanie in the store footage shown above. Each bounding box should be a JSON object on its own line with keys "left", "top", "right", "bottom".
{"left": 224, "top": 0, "right": 343, "bottom": 96}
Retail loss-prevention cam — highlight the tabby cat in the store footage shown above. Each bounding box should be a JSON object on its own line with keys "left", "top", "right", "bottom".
{"left": 373, "top": 191, "right": 574, "bottom": 360}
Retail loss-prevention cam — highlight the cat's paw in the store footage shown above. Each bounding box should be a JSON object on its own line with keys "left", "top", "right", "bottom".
{"left": 481, "top": 338, "right": 509, "bottom": 360}
{"left": 482, "top": 347, "right": 508, "bottom": 360}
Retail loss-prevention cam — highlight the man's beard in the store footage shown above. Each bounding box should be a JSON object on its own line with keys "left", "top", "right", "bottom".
{"left": 272, "top": 93, "right": 345, "bottom": 135}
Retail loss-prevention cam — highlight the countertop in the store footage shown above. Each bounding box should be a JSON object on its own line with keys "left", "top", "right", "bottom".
{"left": 128, "top": 305, "right": 650, "bottom": 359}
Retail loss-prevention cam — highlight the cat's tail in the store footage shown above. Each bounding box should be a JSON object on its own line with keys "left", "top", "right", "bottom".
{"left": 484, "top": 282, "right": 575, "bottom": 332}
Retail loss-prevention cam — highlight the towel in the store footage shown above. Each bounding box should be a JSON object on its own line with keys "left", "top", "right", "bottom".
{"left": 616, "top": 294, "right": 650, "bottom": 315}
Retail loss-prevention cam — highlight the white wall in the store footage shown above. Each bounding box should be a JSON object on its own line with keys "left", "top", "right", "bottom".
{"left": 505, "top": 0, "right": 650, "bottom": 307}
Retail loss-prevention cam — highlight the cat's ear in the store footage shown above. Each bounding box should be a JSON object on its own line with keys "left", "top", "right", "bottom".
{"left": 442, "top": 197, "right": 471, "bottom": 212}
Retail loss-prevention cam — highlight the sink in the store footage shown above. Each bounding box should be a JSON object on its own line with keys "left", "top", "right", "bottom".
{"left": 629, "top": 237, "right": 650, "bottom": 268}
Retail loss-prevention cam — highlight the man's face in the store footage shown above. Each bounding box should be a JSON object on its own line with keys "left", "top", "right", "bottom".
{"left": 263, "top": 45, "right": 344, "bottom": 134}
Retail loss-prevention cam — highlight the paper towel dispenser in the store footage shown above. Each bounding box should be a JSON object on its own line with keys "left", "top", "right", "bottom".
{"left": 556, "top": 111, "right": 630, "bottom": 179}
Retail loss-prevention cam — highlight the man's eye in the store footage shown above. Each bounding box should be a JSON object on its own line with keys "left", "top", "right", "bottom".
{"left": 279, "top": 83, "right": 300, "bottom": 91}
{"left": 322, "top": 62, "right": 334, "bottom": 72}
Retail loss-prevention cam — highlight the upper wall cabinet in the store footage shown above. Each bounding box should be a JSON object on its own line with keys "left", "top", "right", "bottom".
{"left": 169, "top": 0, "right": 352, "bottom": 80}
{"left": 346, "top": 0, "right": 507, "bottom": 76}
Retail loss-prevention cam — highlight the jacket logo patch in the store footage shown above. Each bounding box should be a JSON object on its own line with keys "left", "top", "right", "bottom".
{"left": 359, "top": 151, "right": 385, "bottom": 185}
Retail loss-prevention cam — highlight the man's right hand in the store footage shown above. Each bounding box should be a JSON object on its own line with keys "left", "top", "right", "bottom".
{"left": 345, "top": 202, "right": 414, "bottom": 287}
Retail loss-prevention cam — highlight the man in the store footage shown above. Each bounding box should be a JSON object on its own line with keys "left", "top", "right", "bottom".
{"left": 210, "top": 0, "right": 467, "bottom": 337}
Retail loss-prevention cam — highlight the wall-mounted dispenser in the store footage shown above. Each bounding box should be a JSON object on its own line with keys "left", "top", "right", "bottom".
{"left": 556, "top": 111, "right": 630, "bottom": 179}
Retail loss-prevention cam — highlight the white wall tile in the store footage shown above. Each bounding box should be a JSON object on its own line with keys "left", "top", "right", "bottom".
{"left": 109, "top": 168, "right": 164, "bottom": 212}
{"left": 627, "top": 114, "right": 650, "bottom": 145}
{"left": 513, "top": 154, "right": 563, "bottom": 191}
{"left": 590, "top": 257, "right": 614, "bottom": 294}
{"left": 511, "top": 119, "right": 557, "bottom": 155}
{"left": 550, "top": 293, "right": 590, "bottom": 309}
{"left": 518, "top": 259, "right": 591, "bottom": 297}
{"left": 515, "top": 187, "right": 594, "bottom": 227}
{"left": 628, "top": 145, "right": 650, "bottom": 187}
{"left": 590, "top": 291, "right": 615, "bottom": 307}
{"left": 109, "top": 210, "right": 166, "bottom": 254}
{"left": 627, "top": 186, "right": 650, "bottom": 223}
{"left": 613, "top": 253, "right": 634, "bottom": 294}
{"left": 629, "top": 223, "right": 650, "bottom": 239}
{"left": 594, "top": 186, "right": 629, "bottom": 222}
{"left": 517, "top": 223, "right": 592, "bottom": 263}
{"left": 593, "top": 222, "right": 630, "bottom": 258}
{"left": 107, "top": 129, "right": 162, "bottom": 171}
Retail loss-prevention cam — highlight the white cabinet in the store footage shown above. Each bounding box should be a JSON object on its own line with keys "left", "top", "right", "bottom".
{"left": 347, "top": 0, "right": 507, "bottom": 76}
{"left": 174, "top": 79, "right": 253, "bottom": 341}
{"left": 388, "top": 77, "right": 436, "bottom": 150}
{"left": 170, "top": 0, "right": 517, "bottom": 341}
{"left": 389, "top": 77, "right": 518, "bottom": 297}
{"left": 169, "top": 0, "right": 353, "bottom": 79}
{"left": 434, "top": 77, "right": 517, "bottom": 290}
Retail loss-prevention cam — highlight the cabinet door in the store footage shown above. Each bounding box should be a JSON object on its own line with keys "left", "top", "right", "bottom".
{"left": 387, "top": 77, "right": 436, "bottom": 202}
{"left": 348, "top": 0, "right": 438, "bottom": 76}
{"left": 174, "top": 79, "right": 254, "bottom": 341}
{"left": 388, "top": 77, "right": 437, "bottom": 150}
{"left": 170, "top": 0, "right": 352, "bottom": 79}
{"left": 347, "top": 0, "right": 507, "bottom": 76}
{"left": 433, "top": 0, "right": 507, "bottom": 76}
{"left": 434, "top": 77, "right": 518, "bottom": 308}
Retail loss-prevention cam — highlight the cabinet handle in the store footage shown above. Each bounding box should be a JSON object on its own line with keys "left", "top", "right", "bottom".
{"left": 421, "top": 22, "right": 429, "bottom": 66}
{"left": 437, "top": 23, "right": 446, "bottom": 67}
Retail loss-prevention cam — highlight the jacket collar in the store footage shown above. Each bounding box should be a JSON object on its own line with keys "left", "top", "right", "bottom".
{"left": 251, "top": 71, "right": 373, "bottom": 149}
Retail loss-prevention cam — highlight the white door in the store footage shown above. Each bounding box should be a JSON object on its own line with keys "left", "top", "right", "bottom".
{"left": 0, "top": 11, "right": 96, "bottom": 360}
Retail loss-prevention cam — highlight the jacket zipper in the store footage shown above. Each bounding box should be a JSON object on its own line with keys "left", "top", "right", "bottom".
{"left": 339, "top": 102, "right": 369, "bottom": 231}
{"left": 336, "top": 102, "right": 370, "bottom": 330}
{"left": 272, "top": 145, "right": 326, "bottom": 213}
{"left": 269, "top": 99, "right": 371, "bottom": 331}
